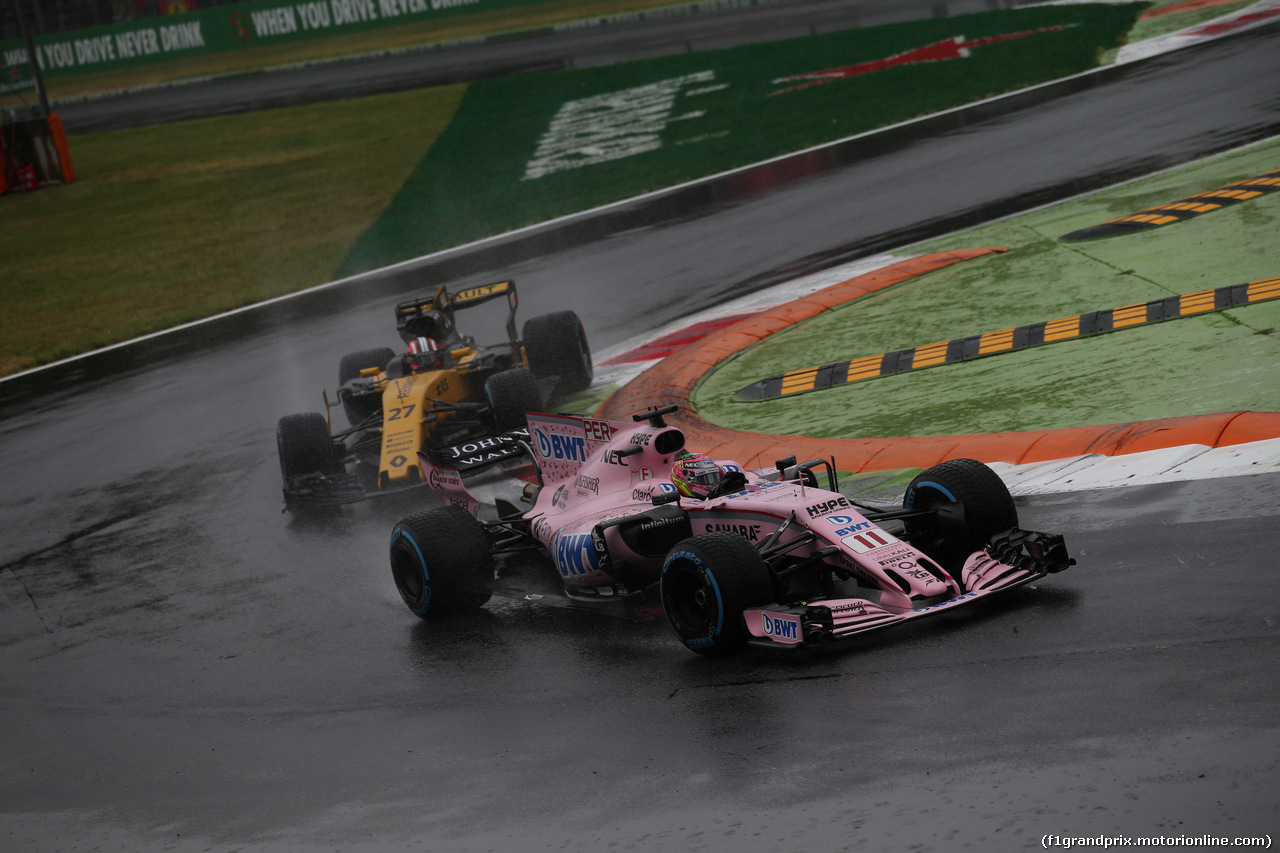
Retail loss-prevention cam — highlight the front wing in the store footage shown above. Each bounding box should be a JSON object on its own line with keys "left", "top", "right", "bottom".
{"left": 744, "top": 529, "right": 1073, "bottom": 648}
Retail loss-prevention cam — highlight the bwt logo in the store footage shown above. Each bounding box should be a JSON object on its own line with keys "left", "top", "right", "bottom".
{"left": 761, "top": 613, "right": 800, "bottom": 641}
{"left": 535, "top": 428, "right": 587, "bottom": 462}
{"left": 832, "top": 521, "right": 872, "bottom": 537}
{"left": 554, "top": 532, "right": 599, "bottom": 578}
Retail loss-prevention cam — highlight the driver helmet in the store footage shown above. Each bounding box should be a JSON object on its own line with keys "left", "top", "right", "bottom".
{"left": 405, "top": 336, "right": 443, "bottom": 371}
{"left": 671, "top": 451, "right": 724, "bottom": 499}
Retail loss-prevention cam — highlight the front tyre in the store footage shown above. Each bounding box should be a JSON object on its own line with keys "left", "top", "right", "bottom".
{"left": 277, "top": 412, "right": 341, "bottom": 480}
{"left": 389, "top": 506, "right": 493, "bottom": 619}
{"left": 277, "top": 412, "right": 341, "bottom": 512}
{"left": 903, "top": 458, "right": 1019, "bottom": 585}
{"left": 522, "top": 311, "right": 593, "bottom": 396}
{"left": 660, "top": 533, "right": 774, "bottom": 656}
{"left": 484, "top": 367, "right": 543, "bottom": 433}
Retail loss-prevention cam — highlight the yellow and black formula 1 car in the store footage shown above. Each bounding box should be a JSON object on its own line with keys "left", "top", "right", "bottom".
{"left": 275, "top": 280, "right": 592, "bottom": 511}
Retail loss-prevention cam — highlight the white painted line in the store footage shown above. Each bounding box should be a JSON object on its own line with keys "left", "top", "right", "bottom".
{"left": 1116, "top": 0, "right": 1280, "bottom": 64}
{"left": 991, "top": 437, "right": 1280, "bottom": 494}
{"left": 592, "top": 252, "right": 905, "bottom": 388}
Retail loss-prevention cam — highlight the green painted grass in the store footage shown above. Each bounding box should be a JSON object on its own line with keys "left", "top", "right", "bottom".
{"left": 0, "top": 85, "right": 464, "bottom": 375}
{"left": 692, "top": 137, "right": 1280, "bottom": 438}
{"left": 340, "top": 3, "right": 1144, "bottom": 275}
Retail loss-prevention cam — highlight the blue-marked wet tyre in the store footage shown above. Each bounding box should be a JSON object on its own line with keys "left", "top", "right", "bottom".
{"left": 484, "top": 367, "right": 542, "bottom": 433}
{"left": 660, "top": 532, "right": 774, "bottom": 656}
{"left": 522, "top": 310, "right": 593, "bottom": 396}
{"left": 389, "top": 506, "right": 493, "bottom": 619}
{"left": 902, "top": 458, "right": 1019, "bottom": 586}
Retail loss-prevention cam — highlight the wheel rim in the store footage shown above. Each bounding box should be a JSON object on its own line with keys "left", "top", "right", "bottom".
{"left": 664, "top": 563, "right": 720, "bottom": 638}
{"left": 391, "top": 545, "right": 426, "bottom": 607}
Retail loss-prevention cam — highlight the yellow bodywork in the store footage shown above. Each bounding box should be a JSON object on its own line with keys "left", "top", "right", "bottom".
{"left": 376, "top": 349, "right": 477, "bottom": 488}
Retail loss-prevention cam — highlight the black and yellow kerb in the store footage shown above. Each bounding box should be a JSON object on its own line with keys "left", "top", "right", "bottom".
{"left": 1060, "top": 168, "right": 1280, "bottom": 242}
{"left": 733, "top": 276, "right": 1280, "bottom": 402}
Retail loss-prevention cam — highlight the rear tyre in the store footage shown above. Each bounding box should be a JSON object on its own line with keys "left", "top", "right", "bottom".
{"left": 338, "top": 347, "right": 395, "bottom": 427}
{"left": 661, "top": 533, "right": 774, "bottom": 656}
{"left": 902, "top": 458, "right": 1018, "bottom": 586}
{"left": 389, "top": 506, "right": 493, "bottom": 619}
{"left": 338, "top": 347, "right": 396, "bottom": 384}
{"left": 522, "top": 311, "right": 593, "bottom": 396}
{"left": 484, "top": 367, "right": 543, "bottom": 433}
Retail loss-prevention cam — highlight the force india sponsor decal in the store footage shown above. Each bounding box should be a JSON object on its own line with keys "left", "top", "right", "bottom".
{"left": 759, "top": 611, "right": 802, "bottom": 644}
{"left": 552, "top": 532, "right": 600, "bottom": 579}
{"left": 582, "top": 419, "right": 612, "bottom": 442}
{"left": 866, "top": 542, "right": 918, "bottom": 566}
{"left": 825, "top": 515, "right": 873, "bottom": 537}
{"left": 427, "top": 467, "right": 461, "bottom": 490}
{"left": 534, "top": 426, "right": 587, "bottom": 462}
{"left": 806, "top": 496, "right": 852, "bottom": 518}
{"left": 640, "top": 514, "right": 685, "bottom": 532}
{"left": 843, "top": 527, "right": 901, "bottom": 554}
{"left": 704, "top": 522, "right": 762, "bottom": 542}
{"left": 632, "top": 483, "right": 676, "bottom": 501}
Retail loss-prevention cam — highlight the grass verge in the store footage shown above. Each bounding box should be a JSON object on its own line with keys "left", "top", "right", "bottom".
{"left": 692, "top": 137, "right": 1280, "bottom": 438}
{"left": 0, "top": 84, "right": 464, "bottom": 375}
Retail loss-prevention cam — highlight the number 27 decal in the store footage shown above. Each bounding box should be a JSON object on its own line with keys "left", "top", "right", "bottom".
{"left": 387, "top": 404, "right": 417, "bottom": 421}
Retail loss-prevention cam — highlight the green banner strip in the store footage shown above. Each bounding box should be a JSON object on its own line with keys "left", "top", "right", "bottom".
{"left": 0, "top": 0, "right": 549, "bottom": 80}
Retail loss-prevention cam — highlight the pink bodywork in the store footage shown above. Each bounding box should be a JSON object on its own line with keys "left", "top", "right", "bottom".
{"left": 419, "top": 412, "right": 1042, "bottom": 646}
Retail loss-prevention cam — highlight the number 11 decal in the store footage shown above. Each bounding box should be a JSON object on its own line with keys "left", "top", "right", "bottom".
{"left": 843, "top": 528, "right": 900, "bottom": 553}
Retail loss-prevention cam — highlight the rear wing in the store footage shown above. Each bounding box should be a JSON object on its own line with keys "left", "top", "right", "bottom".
{"left": 430, "top": 412, "right": 610, "bottom": 480}
{"left": 526, "top": 412, "right": 622, "bottom": 484}
{"left": 429, "top": 426, "right": 530, "bottom": 475}
{"left": 396, "top": 280, "right": 519, "bottom": 343}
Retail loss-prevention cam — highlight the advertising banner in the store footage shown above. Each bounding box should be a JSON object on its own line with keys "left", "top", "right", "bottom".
{"left": 2, "top": 45, "right": 38, "bottom": 95}
{"left": 0, "top": 0, "right": 546, "bottom": 82}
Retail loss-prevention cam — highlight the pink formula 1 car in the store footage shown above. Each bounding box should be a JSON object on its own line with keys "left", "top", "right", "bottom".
{"left": 388, "top": 405, "right": 1073, "bottom": 655}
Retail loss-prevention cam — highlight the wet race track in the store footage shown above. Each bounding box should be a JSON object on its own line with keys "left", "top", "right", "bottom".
{"left": 4, "top": 10, "right": 1280, "bottom": 852}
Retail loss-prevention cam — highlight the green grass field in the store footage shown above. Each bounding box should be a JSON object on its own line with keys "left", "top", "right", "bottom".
{"left": 0, "top": 85, "right": 463, "bottom": 375}
{"left": 691, "top": 138, "right": 1280, "bottom": 437}
{"left": 3, "top": 0, "right": 1245, "bottom": 379}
